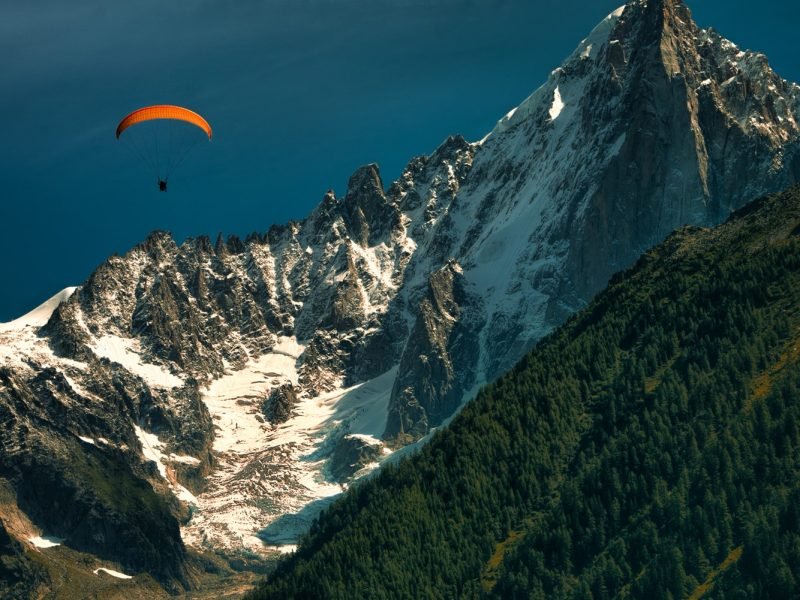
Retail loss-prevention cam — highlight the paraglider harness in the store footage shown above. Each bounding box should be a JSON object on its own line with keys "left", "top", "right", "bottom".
{"left": 158, "top": 179, "right": 168, "bottom": 192}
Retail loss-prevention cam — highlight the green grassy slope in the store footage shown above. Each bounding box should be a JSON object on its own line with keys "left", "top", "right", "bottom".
{"left": 251, "top": 187, "right": 800, "bottom": 599}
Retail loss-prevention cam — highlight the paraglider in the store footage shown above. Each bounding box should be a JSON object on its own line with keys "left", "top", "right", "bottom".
{"left": 115, "top": 105, "right": 212, "bottom": 191}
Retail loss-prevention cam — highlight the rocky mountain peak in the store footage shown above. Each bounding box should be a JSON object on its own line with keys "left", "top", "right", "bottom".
{"left": 138, "top": 229, "right": 177, "bottom": 260}
{"left": 193, "top": 234, "right": 214, "bottom": 255}
{"left": 346, "top": 163, "right": 384, "bottom": 201}
{"left": 639, "top": 0, "right": 694, "bottom": 32}
{"left": 214, "top": 232, "right": 228, "bottom": 256}
{"left": 321, "top": 188, "right": 337, "bottom": 207}
{"left": 430, "top": 134, "right": 470, "bottom": 164}
{"left": 342, "top": 163, "right": 397, "bottom": 245}
{"left": 635, "top": 0, "right": 701, "bottom": 76}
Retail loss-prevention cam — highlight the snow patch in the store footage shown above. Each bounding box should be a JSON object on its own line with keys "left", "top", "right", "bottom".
{"left": 549, "top": 86, "right": 565, "bottom": 120}
{"left": 170, "top": 454, "right": 201, "bottom": 465}
{"left": 135, "top": 426, "right": 170, "bottom": 479}
{"left": 94, "top": 568, "right": 133, "bottom": 579}
{"left": 90, "top": 335, "right": 182, "bottom": 388}
{"left": 29, "top": 535, "right": 63, "bottom": 549}
{"left": 77, "top": 435, "right": 96, "bottom": 445}
{"left": 134, "top": 425, "right": 198, "bottom": 504}
{"left": 345, "top": 433, "right": 383, "bottom": 446}
{"left": 609, "top": 132, "right": 627, "bottom": 156}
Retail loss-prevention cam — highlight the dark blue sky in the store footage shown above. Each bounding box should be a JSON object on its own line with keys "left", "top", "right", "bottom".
{"left": 1, "top": 0, "right": 798, "bottom": 321}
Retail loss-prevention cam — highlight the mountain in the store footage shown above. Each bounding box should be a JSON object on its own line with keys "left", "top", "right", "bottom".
{"left": 1, "top": 0, "right": 799, "bottom": 594}
{"left": 252, "top": 185, "right": 800, "bottom": 598}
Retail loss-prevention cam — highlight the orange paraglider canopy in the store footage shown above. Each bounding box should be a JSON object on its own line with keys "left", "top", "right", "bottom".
{"left": 115, "top": 105, "right": 212, "bottom": 140}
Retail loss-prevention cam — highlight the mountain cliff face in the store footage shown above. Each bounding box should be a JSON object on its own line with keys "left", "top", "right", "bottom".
{"left": 251, "top": 185, "right": 800, "bottom": 599}
{"left": 1, "top": 0, "right": 799, "bottom": 592}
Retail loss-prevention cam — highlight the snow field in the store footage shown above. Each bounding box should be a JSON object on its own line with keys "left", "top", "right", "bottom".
{"left": 181, "top": 341, "right": 396, "bottom": 553}
{"left": 91, "top": 335, "right": 183, "bottom": 389}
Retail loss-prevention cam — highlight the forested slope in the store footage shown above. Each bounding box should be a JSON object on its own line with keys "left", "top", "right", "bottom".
{"left": 251, "top": 187, "right": 800, "bottom": 599}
